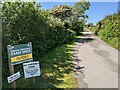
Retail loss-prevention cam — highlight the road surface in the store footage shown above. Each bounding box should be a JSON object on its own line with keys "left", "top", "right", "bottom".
{"left": 72, "top": 30, "right": 119, "bottom": 88}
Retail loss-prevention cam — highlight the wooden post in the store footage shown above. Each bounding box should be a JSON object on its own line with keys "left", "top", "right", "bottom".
{"left": 32, "top": 76, "right": 36, "bottom": 86}
{"left": 28, "top": 42, "right": 36, "bottom": 87}
{"left": 29, "top": 61, "right": 36, "bottom": 87}
{"left": 7, "top": 45, "right": 16, "bottom": 90}
{"left": 8, "top": 64, "right": 16, "bottom": 90}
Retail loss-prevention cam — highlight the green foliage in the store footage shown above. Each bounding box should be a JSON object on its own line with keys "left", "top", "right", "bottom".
{"left": 50, "top": 1, "right": 90, "bottom": 35}
{"left": 66, "top": 28, "right": 76, "bottom": 41}
{"left": 71, "top": 1, "right": 90, "bottom": 35}
{"left": 2, "top": 2, "right": 76, "bottom": 88}
{"left": 70, "top": 20, "right": 84, "bottom": 35}
{"left": 3, "top": 42, "right": 78, "bottom": 88}
{"left": 92, "top": 13, "right": 119, "bottom": 50}
{"left": 2, "top": 1, "right": 90, "bottom": 88}
{"left": 72, "top": 1, "right": 90, "bottom": 19}
{"left": 51, "top": 5, "right": 72, "bottom": 21}
{"left": 2, "top": 2, "right": 76, "bottom": 60}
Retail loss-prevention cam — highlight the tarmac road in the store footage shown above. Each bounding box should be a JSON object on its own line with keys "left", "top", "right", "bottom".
{"left": 72, "top": 30, "right": 119, "bottom": 88}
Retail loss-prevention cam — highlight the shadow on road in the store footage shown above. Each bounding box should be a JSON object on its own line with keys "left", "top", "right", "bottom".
{"left": 77, "top": 38, "right": 95, "bottom": 44}
{"left": 70, "top": 31, "right": 95, "bottom": 71}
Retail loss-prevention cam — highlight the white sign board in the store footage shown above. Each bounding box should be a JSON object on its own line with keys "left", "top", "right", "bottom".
{"left": 7, "top": 72, "right": 21, "bottom": 83}
{"left": 23, "top": 61, "right": 40, "bottom": 78}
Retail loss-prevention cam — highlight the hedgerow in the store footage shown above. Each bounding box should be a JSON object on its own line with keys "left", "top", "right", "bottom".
{"left": 2, "top": 2, "right": 76, "bottom": 63}
{"left": 2, "top": 2, "right": 76, "bottom": 85}
{"left": 90, "top": 13, "right": 119, "bottom": 50}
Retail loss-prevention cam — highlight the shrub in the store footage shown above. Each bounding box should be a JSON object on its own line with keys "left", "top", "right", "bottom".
{"left": 2, "top": 2, "right": 76, "bottom": 87}
{"left": 93, "top": 13, "right": 119, "bottom": 50}
{"left": 2, "top": 2, "right": 76, "bottom": 59}
{"left": 70, "top": 20, "right": 84, "bottom": 35}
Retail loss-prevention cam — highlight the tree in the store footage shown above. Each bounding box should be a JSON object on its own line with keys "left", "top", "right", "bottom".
{"left": 70, "top": 0, "right": 90, "bottom": 35}
{"left": 51, "top": 1, "right": 90, "bottom": 35}
{"left": 51, "top": 5, "right": 72, "bottom": 21}
{"left": 72, "top": 0, "right": 90, "bottom": 20}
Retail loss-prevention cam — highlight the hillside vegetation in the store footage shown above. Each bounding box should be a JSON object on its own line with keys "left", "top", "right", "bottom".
{"left": 2, "top": 2, "right": 90, "bottom": 88}
{"left": 90, "top": 13, "right": 120, "bottom": 50}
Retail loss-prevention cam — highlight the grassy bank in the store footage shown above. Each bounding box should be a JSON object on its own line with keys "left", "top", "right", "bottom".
{"left": 3, "top": 42, "right": 78, "bottom": 88}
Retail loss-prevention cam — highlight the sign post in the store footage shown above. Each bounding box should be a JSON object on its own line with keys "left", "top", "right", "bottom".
{"left": 7, "top": 45, "right": 16, "bottom": 90}
{"left": 8, "top": 65, "right": 16, "bottom": 90}
{"left": 28, "top": 42, "right": 36, "bottom": 86}
{"left": 7, "top": 42, "right": 35, "bottom": 89}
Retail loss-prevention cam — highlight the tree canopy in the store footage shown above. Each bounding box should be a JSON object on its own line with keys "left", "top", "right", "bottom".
{"left": 51, "top": 1, "right": 90, "bottom": 35}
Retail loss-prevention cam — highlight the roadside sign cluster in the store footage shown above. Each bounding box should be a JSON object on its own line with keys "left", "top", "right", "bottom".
{"left": 7, "top": 42, "right": 40, "bottom": 85}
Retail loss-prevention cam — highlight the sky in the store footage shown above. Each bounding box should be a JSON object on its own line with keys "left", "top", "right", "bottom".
{"left": 39, "top": 2, "right": 118, "bottom": 25}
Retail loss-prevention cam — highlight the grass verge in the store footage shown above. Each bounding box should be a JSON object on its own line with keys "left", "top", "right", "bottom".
{"left": 3, "top": 42, "right": 78, "bottom": 88}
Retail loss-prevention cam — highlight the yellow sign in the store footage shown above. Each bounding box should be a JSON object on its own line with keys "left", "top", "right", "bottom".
{"left": 11, "top": 54, "right": 32, "bottom": 63}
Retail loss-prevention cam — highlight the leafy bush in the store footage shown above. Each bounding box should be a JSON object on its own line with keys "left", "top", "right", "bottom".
{"left": 70, "top": 20, "right": 84, "bottom": 35}
{"left": 2, "top": 1, "right": 76, "bottom": 81}
{"left": 92, "top": 13, "right": 119, "bottom": 50}
{"left": 50, "top": 2, "right": 90, "bottom": 35}
{"left": 2, "top": 2, "right": 76, "bottom": 61}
